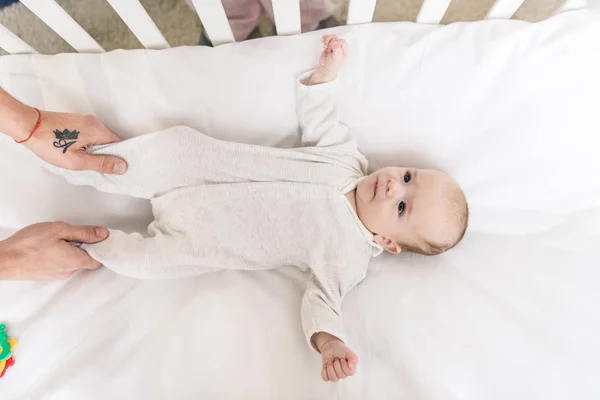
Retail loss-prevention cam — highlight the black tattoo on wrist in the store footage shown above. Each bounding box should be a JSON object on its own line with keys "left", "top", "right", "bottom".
{"left": 53, "top": 129, "right": 80, "bottom": 154}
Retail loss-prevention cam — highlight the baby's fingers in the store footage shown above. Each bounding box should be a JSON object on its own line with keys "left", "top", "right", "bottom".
{"left": 334, "top": 359, "right": 347, "bottom": 379}
{"left": 327, "top": 362, "right": 339, "bottom": 382}
{"left": 347, "top": 350, "right": 359, "bottom": 371}
{"left": 341, "top": 40, "right": 349, "bottom": 55}
{"left": 321, "top": 366, "right": 329, "bottom": 382}
{"left": 330, "top": 40, "right": 348, "bottom": 59}
{"left": 322, "top": 34, "right": 336, "bottom": 48}
{"left": 341, "top": 358, "right": 355, "bottom": 376}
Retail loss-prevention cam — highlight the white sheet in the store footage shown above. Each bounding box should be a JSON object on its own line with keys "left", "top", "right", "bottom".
{"left": 1, "top": 10, "right": 600, "bottom": 399}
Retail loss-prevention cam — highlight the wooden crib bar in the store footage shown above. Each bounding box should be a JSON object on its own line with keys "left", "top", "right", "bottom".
{"left": 0, "top": 0, "right": 587, "bottom": 55}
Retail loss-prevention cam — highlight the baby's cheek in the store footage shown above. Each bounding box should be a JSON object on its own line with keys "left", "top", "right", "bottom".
{"left": 367, "top": 206, "right": 391, "bottom": 231}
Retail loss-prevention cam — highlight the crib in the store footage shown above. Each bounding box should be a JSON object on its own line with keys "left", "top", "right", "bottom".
{"left": 0, "top": 0, "right": 589, "bottom": 53}
{"left": 1, "top": 1, "right": 600, "bottom": 399}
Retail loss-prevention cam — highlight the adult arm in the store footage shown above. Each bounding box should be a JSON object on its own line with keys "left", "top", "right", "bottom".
{"left": 0, "top": 87, "right": 127, "bottom": 174}
{"left": 0, "top": 222, "right": 109, "bottom": 280}
{"left": 0, "top": 88, "right": 127, "bottom": 280}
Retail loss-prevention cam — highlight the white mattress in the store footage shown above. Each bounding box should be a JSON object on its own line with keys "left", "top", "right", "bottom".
{"left": 1, "top": 10, "right": 600, "bottom": 400}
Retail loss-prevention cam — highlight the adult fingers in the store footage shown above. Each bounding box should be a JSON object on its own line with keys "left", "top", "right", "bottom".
{"left": 74, "top": 153, "right": 128, "bottom": 175}
{"left": 333, "top": 359, "right": 346, "bottom": 379}
{"left": 68, "top": 243, "right": 102, "bottom": 270}
{"left": 86, "top": 116, "right": 122, "bottom": 144}
{"left": 61, "top": 241, "right": 102, "bottom": 271}
{"left": 57, "top": 223, "right": 109, "bottom": 244}
{"left": 327, "top": 363, "right": 339, "bottom": 382}
{"left": 341, "top": 358, "right": 354, "bottom": 376}
{"left": 58, "top": 270, "right": 77, "bottom": 280}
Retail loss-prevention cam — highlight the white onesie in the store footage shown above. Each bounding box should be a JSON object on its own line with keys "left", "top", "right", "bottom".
{"left": 49, "top": 71, "right": 383, "bottom": 348}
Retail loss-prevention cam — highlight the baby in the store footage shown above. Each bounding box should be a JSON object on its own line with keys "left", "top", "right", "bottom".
{"left": 52, "top": 35, "right": 468, "bottom": 382}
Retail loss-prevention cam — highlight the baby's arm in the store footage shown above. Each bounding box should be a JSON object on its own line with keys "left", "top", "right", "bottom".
{"left": 313, "top": 331, "right": 358, "bottom": 382}
{"left": 302, "top": 273, "right": 359, "bottom": 382}
{"left": 309, "top": 35, "right": 348, "bottom": 86}
{"left": 296, "top": 36, "right": 356, "bottom": 149}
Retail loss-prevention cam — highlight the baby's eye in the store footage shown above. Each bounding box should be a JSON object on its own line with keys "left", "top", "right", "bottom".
{"left": 404, "top": 171, "right": 411, "bottom": 183}
{"left": 398, "top": 201, "right": 406, "bottom": 216}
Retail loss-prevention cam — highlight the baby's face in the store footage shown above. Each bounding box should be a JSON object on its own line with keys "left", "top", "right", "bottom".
{"left": 355, "top": 166, "right": 466, "bottom": 254}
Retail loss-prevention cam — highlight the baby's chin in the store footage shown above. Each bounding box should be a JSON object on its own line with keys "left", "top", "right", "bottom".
{"left": 355, "top": 177, "right": 373, "bottom": 206}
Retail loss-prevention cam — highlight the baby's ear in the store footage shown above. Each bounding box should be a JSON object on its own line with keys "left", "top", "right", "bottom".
{"left": 373, "top": 235, "right": 402, "bottom": 254}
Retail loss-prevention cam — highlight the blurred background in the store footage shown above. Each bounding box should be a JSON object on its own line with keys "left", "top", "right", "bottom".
{"left": 0, "top": 0, "right": 567, "bottom": 55}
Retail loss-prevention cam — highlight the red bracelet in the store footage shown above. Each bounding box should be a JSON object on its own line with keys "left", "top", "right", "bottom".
{"left": 14, "top": 107, "right": 42, "bottom": 144}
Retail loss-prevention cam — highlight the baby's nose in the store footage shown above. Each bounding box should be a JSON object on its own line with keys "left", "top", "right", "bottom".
{"left": 386, "top": 178, "right": 401, "bottom": 197}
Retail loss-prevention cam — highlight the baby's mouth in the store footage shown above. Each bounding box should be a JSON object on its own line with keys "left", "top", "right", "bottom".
{"left": 373, "top": 179, "right": 378, "bottom": 199}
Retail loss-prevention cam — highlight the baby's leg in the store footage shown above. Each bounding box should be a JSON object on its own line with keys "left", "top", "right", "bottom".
{"left": 83, "top": 226, "right": 219, "bottom": 280}
{"left": 46, "top": 126, "right": 222, "bottom": 199}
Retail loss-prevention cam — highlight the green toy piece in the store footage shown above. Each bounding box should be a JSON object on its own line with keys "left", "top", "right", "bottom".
{"left": 0, "top": 324, "right": 12, "bottom": 362}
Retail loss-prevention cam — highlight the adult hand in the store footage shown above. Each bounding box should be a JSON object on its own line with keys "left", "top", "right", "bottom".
{"left": 0, "top": 222, "right": 108, "bottom": 280}
{"left": 0, "top": 87, "right": 126, "bottom": 174}
{"left": 21, "top": 109, "right": 128, "bottom": 174}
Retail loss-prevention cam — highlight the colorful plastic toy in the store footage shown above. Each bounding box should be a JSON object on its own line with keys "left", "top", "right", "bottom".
{"left": 0, "top": 324, "right": 18, "bottom": 378}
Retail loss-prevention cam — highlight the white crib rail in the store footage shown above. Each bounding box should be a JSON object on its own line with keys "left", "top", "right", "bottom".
{"left": 189, "top": 0, "right": 235, "bottom": 45}
{"left": 106, "top": 0, "right": 169, "bottom": 49}
{"left": 0, "top": 22, "right": 37, "bottom": 54}
{"left": 486, "top": 0, "right": 527, "bottom": 19}
{"left": 417, "top": 0, "right": 454, "bottom": 23}
{"left": 19, "top": 0, "right": 104, "bottom": 53}
{"left": 272, "top": 0, "right": 302, "bottom": 35}
{"left": 0, "top": 0, "right": 590, "bottom": 55}
{"left": 560, "top": 0, "right": 588, "bottom": 11}
{"left": 347, "top": 0, "right": 377, "bottom": 24}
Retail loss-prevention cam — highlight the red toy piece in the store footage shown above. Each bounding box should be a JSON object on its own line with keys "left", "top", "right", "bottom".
{"left": 0, "top": 356, "right": 15, "bottom": 378}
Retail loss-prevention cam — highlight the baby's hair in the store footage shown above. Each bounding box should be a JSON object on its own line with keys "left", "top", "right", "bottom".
{"left": 405, "top": 186, "right": 469, "bottom": 256}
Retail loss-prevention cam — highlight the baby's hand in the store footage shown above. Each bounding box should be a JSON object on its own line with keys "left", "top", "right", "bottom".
{"left": 309, "top": 35, "right": 348, "bottom": 85}
{"left": 314, "top": 332, "right": 358, "bottom": 382}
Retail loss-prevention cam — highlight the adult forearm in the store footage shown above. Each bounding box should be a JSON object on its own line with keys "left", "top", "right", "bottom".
{"left": 0, "top": 238, "right": 15, "bottom": 279}
{"left": 0, "top": 87, "right": 39, "bottom": 142}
